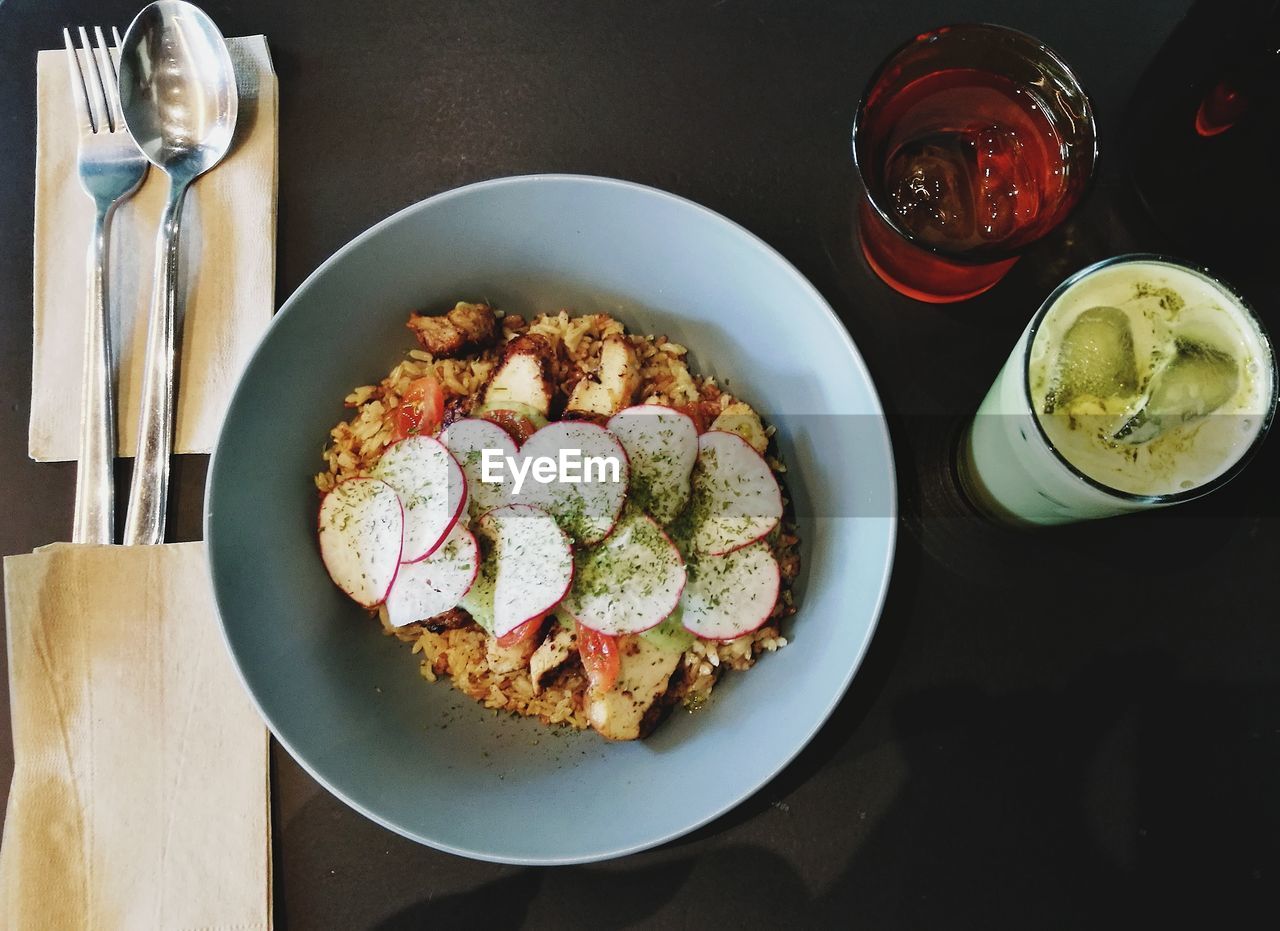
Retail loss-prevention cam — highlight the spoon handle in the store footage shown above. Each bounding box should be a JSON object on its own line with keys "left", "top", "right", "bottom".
{"left": 72, "top": 208, "right": 116, "bottom": 544}
{"left": 123, "top": 177, "right": 189, "bottom": 546}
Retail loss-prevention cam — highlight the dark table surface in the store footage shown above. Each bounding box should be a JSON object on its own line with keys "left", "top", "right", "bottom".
{"left": 4, "top": 0, "right": 1278, "bottom": 927}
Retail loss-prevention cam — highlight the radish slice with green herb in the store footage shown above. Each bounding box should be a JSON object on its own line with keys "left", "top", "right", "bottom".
{"left": 381, "top": 523, "right": 479, "bottom": 627}
{"left": 689, "top": 430, "right": 783, "bottom": 556}
{"left": 562, "top": 510, "right": 686, "bottom": 635}
{"left": 607, "top": 405, "right": 698, "bottom": 525}
{"left": 318, "top": 477, "right": 404, "bottom": 608}
{"left": 476, "top": 504, "right": 574, "bottom": 638}
{"left": 443, "top": 417, "right": 519, "bottom": 518}
{"left": 680, "top": 541, "right": 780, "bottom": 640}
{"left": 516, "top": 422, "right": 629, "bottom": 545}
{"left": 372, "top": 434, "right": 467, "bottom": 562}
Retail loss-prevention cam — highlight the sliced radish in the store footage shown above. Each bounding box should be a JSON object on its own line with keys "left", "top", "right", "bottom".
{"left": 515, "top": 422, "right": 629, "bottom": 545}
{"left": 562, "top": 510, "right": 686, "bottom": 636}
{"left": 475, "top": 504, "right": 574, "bottom": 638}
{"left": 318, "top": 477, "right": 404, "bottom": 608}
{"left": 680, "top": 541, "right": 780, "bottom": 641}
{"left": 443, "top": 417, "right": 519, "bottom": 518}
{"left": 607, "top": 405, "right": 698, "bottom": 525}
{"left": 381, "top": 523, "right": 479, "bottom": 627}
{"left": 372, "top": 435, "right": 467, "bottom": 562}
{"left": 689, "top": 431, "right": 783, "bottom": 556}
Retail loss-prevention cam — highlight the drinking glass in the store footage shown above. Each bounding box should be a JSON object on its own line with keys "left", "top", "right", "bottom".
{"left": 957, "top": 255, "right": 1277, "bottom": 525}
{"left": 853, "top": 24, "right": 1098, "bottom": 303}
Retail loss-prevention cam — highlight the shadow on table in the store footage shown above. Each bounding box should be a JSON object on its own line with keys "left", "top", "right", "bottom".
{"left": 370, "top": 856, "right": 688, "bottom": 929}
{"left": 371, "top": 843, "right": 814, "bottom": 929}
{"left": 806, "top": 656, "right": 1280, "bottom": 927}
{"left": 277, "top": 646, "right": 1278, "bottom": 928}
{"left": 646, "top": 657, "right": 1279, "bottom": 927}
{"left": 370, "top": 870, "right": 541, "bottom": 929}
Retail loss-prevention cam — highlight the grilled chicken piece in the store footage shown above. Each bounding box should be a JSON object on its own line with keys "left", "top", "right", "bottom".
{"left": 711, "top": 402, "right": 768, "bottom": 454}
{"left": 441, "top": 393, "right": 476, "bottom": 429}
{"left": 482, "top": 334, "right": 556, "bottom": 417}
{"left": 486, "top": 634, "right": 540, "bottom": 675}
{"left": 565, "top": 336, "right": 641, "bottom": 420}
{"left": 585, "top": 635, "right": 683, "bottom": 741}
{"left": 641, "top": 658, "right": 692, "bottom": 733}
{"left": 379, "top": 605, "right": 474, "bottom": 643}
{"left": 529, "top": 621, "right": 577, "bottom": 694}
{"left": 425, "top": 607, "right": 473, "bottom": 633}
{"left": 407, "top": 301, "right": 499, "bottom": 358}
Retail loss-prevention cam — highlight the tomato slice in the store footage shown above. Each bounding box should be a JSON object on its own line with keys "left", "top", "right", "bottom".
{"left": 496, "top": 614, "right": 547, "bottom": 648}
{"left": 394, "top": 375, "right": 445, "bottom": 441}
{"left": 577, "top": 622, "right": 620, "bottom": 693}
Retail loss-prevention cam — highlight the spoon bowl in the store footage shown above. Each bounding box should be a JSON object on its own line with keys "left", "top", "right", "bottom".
{"left": 118, "top": 0, "right": 237, "bottom": 180}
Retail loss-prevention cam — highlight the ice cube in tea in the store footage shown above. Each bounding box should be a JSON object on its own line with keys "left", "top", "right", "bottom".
{"left": 886, "top": 123, "right": 1045, "bottom": 250}
{"left": 867, "top": 69, "right": 1071, "bottom": 257}
{"left": 854, "top": 26, "right": 1096, "bottom": 302}
{"left": 974, "top": 125, "right": 1042, "bottom": 242}
{"left": 884, "top": 134, "right": 977, "bottom": 248}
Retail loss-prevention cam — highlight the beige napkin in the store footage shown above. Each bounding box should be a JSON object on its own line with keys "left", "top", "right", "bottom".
{"left": 0, "top": 543, "right": 271, "bottom": 929}
{"left": 29, "top": 35, "right": 278, "bottom": 462}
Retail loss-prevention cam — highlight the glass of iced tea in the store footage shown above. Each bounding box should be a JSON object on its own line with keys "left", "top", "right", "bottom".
{"left": 958, "top": 255, "right": 1277, "bottom": 525}
{"left": 853, "top": 24, "right": 1098, "bottom": 303}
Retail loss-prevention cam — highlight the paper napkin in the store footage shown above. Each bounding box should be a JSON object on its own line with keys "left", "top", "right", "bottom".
{"left": 0, "top": 543, "right": 271, "bottom": 929}
{"left": 29, "top": 35, "right": 278, "bottom": 462}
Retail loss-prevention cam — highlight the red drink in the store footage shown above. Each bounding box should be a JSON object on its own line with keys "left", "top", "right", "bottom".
{"left": 875, "top": 69, "right": 1064, "bottom": 251}
{"left": 853, "top": 26, "right": 1096, "bottom": 303}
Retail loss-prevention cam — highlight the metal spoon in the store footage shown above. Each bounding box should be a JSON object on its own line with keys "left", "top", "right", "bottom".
{"left": 118, "top": 0, "right": 237, "bottom": 545}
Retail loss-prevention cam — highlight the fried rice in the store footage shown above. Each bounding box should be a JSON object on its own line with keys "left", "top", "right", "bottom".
{"left": 315, "top": 304, "right": 800, "bottom": 737}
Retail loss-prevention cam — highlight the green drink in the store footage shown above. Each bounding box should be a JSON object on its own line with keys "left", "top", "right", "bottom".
{"left": 960, "top": 256, "right": 1276, "bottom": 525}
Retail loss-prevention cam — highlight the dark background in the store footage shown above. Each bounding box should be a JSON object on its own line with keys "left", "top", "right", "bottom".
{"left": 3, "top": 0, "right": 1277, "bottom": 927}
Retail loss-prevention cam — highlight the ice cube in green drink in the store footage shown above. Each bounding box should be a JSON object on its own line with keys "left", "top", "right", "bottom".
{"left": 1113, "top": 338, "right": 1239, "bottom": 444}
{"left": 1043, "top": 306, "right": 1140, "bottom": 414}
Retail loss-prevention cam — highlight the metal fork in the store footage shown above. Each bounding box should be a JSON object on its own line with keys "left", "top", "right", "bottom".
{"left": 64, "top": 26, "right": 148, "bottom": 544}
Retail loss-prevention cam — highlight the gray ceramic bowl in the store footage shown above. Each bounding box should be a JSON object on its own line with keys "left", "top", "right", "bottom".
{"left": 206, "top": 175, "right": 896, "bottom": 864}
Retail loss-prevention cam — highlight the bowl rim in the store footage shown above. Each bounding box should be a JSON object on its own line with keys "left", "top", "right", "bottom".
{"left": 204, "top": 172, "right": 898, "bottom": 864}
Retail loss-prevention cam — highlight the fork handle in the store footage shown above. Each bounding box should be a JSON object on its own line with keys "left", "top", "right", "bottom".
{"left": 72, "top": 209, "right": 116, "bottom": 544}
{"left": 123, "top": 178, "right": 190, "bottom": 546}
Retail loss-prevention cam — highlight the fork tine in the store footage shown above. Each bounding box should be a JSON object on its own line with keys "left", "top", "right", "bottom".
{"left": 63, "top": 27, "right": 94, "bottom": 133}
{"left": 92, "top": 27, "right": 120, "bottom": 131}
{"left": 77, "top": 26, "right": 109, "bottom": 133}
{"left": 109, "top": 29, "right": 128, "bottom": 120}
